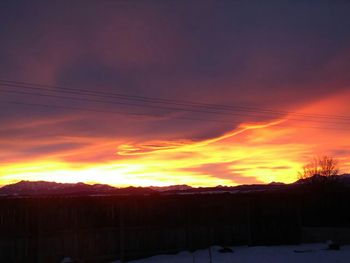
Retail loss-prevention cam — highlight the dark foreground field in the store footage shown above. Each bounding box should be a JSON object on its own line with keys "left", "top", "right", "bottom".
{"left": 0, "top": 186, "right": 350, "bottom": 262}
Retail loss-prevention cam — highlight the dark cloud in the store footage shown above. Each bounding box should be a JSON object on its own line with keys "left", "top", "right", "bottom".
{"left": 255, "top": 166, "right": 291, "bottom": 170}
{"left": 19, "top": 142, "right": 86, "bottom": 156}
{"left": 183, "top": 162, "right": 262, "bottom": 185}
{"left": 1, "top": 0, "right": 350, "bottom": 161}
{"left": 330, "top": 149, "right": 350, "bottom": 157}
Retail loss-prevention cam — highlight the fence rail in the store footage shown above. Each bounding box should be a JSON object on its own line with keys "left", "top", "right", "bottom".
{"left": 0, "top": 191, "right": 349, "bottom": 262}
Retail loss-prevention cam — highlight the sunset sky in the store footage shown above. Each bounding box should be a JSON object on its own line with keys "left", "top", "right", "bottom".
{"left": 1, "top": 1, "right": 350, "bottom": 187}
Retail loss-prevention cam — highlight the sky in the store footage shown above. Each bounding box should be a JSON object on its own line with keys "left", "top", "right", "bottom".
{"left": 1, "top": 0, "right": 350, "bottom": 187}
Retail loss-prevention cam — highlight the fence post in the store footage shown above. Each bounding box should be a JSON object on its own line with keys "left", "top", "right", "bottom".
{"left": 120, "top": 202, "right": 125, "bottom": 263}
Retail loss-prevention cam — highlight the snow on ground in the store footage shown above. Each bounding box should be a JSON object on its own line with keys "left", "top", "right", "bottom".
{"left": 111, "top": 243, "right": 350, "bottom": 263}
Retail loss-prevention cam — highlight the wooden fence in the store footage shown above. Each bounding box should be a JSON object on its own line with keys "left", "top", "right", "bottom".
{"left": 1, "top": 191, "right": 348, "bottom": 262}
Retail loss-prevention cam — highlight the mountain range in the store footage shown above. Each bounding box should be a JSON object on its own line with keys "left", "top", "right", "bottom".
{"left": 1, "top": 174, "right": 349, "bottom": 197}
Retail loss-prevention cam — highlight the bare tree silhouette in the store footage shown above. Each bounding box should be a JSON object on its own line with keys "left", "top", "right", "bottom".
{"left": 298, "top": 155, "right": 339, "bottom": 182}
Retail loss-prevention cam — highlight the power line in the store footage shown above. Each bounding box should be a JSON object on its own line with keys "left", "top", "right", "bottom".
{"left": 0, "top": 100, "right": 240, "bottom": 125}
{"left": 0, "top": 88, "right": 272, "bottom": 119}
{"left": 1, "top": 79, "right": 350, "bottom": 121}
{"left": 1, "top": 100, "right": 349, "bottom": 131}
{"left": 0, "top": 79, "right": 349, "bottom": 130}
{"left": 0, "top": 81, "right": 293, "bottom": 119}
{"left": 1, "top": 86, "right": 350, "bottom": 126}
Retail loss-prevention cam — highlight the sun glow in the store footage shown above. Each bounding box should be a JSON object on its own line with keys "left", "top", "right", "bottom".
{"left": 0, "top": 119, "right": 302, "bottom": 187}
{"left": 0, "top": 160, "right": 232, "bottom": 187}
{"left": 1, "top": 91, "right": 350, "bottom": 187}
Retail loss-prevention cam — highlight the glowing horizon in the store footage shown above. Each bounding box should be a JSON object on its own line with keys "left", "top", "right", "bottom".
{"left": 1, "top": 90, "right": 349, "bottom": 188}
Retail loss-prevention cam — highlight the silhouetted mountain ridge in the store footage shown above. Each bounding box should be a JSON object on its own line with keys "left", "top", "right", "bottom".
{"left": 0, "top": 180, "right": 155, "bottom": 196}
{"left": 1, "top": 174, "right": 349, "bottom": 196}
{"left": 295, "top": 173, "right": 350, "bottom": 184}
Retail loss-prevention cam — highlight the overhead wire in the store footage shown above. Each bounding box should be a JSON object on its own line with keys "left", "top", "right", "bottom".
{"left": 2, "top": 99, "right": 349, "bottom": 132}
{"left": 1, "top": 79, "right": 350, "bottom": 121}
{"left": 0, "top": 79, "right": 349, "bottom": 130}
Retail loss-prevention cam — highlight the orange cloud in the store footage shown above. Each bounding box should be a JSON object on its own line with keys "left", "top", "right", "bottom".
{"left": 1, "top": 91, "right": 350, "bottom": 187}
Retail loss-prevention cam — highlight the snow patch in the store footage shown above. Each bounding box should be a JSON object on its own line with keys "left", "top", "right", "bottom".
{"left": 111, "top": 243, "right": 350, "bottom": 263}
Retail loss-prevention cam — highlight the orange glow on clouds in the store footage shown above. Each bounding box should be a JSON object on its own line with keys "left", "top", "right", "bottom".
{"left": 1, "top": 91, "right": 350, "bottom": 187}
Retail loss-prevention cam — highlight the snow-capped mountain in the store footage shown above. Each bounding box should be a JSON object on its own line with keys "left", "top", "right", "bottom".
{"left": 0, "top": 180, "right": 155, "bottom": 196}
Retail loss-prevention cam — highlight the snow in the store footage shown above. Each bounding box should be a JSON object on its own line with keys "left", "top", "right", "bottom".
{"left": 111, "top": 243, "right": 350, "bottom": 263}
